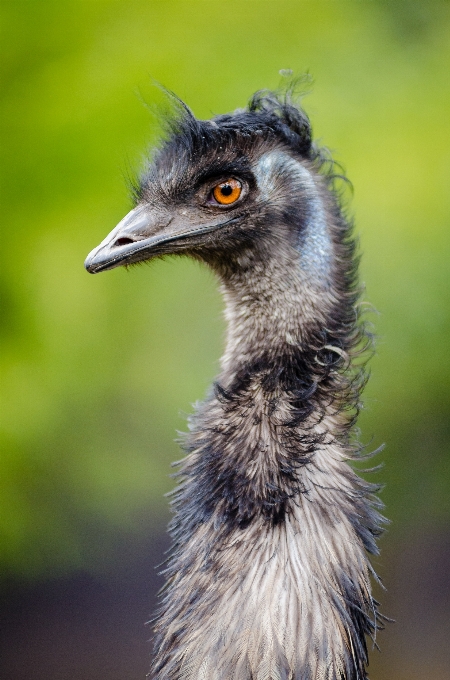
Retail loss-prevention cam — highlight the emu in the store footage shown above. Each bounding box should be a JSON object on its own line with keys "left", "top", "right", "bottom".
{"left": 85, "top": 87, "right": 385, "bottom": 680}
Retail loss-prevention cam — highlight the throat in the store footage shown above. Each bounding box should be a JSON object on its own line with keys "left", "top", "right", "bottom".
{"left": 218, "top": 244, "right": 333, "bottom": 378}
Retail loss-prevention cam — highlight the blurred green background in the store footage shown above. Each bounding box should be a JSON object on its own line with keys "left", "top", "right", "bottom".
{"left": 1, "top": 1, "right": 449, "bottom": 679}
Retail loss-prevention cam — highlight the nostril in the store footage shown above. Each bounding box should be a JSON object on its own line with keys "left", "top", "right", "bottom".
{"left": 114, "top": 237, "right": 135, "bottom": 247}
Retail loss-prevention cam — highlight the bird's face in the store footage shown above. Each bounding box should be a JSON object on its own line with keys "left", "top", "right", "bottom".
{"left": 84, "top": 164, "right": 257, "bottom": 274}
{"left": 84, "top": 108, "right": 327, "bottom": 278}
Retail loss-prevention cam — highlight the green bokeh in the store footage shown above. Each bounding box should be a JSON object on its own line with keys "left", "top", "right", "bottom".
{"left": 1, "top": 0, "right": 449, "bottom": 580}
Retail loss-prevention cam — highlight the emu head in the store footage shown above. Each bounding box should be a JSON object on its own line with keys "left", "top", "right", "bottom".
{"left": 85, "top": 91, "right": 335, "bottom": 289}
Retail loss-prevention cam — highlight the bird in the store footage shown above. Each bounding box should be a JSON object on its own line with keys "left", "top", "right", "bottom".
{"left": 85, "top": 84, "right": 385, "bottom": 680}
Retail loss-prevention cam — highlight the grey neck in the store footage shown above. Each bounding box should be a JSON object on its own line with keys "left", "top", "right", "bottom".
{"left": 218, "top": 245, "right": 335, "bottom": 380}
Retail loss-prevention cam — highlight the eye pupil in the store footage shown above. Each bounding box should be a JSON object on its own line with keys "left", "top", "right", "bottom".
{"left": 221, "top": 184, "right": 233, "bottom": 196}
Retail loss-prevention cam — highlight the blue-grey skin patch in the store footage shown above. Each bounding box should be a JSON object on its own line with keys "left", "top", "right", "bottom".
{"left": 254, "top": 152, "right": 333, "bottom": 285}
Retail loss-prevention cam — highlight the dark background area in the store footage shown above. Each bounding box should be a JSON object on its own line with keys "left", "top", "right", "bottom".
{"left": 1, "top": 1, "right": 449, "bottom": 678}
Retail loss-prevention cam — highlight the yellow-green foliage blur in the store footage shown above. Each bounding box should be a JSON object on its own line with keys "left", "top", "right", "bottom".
{"left": 1, "top": 0, "right": 449, "bottom": 586}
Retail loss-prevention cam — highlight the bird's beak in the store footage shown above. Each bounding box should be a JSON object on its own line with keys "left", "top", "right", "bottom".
{"left": 85, "top": 205, "right": 172, "bottom": 274}
{"left": 85, "top": 205, "right": 240, "bottom": 274}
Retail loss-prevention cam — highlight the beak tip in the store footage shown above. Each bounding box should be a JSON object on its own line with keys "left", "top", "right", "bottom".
{"left": 84, "top": 245, "right": 123, "bottom": 274}
{"left": 84, "top": 248, "right": 102, "bottom": 274}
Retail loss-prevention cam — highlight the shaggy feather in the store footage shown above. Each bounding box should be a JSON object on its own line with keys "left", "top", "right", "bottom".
{"left": 148, "top": 89, "right": 385, "bottom": 679}
{"left": 86, "top": 84, "right": 386, "bottom": 679}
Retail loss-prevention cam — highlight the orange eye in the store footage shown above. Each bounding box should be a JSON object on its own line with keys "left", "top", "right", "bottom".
{"left": 212, "top": 179, "right": 242, "bottom": 205}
